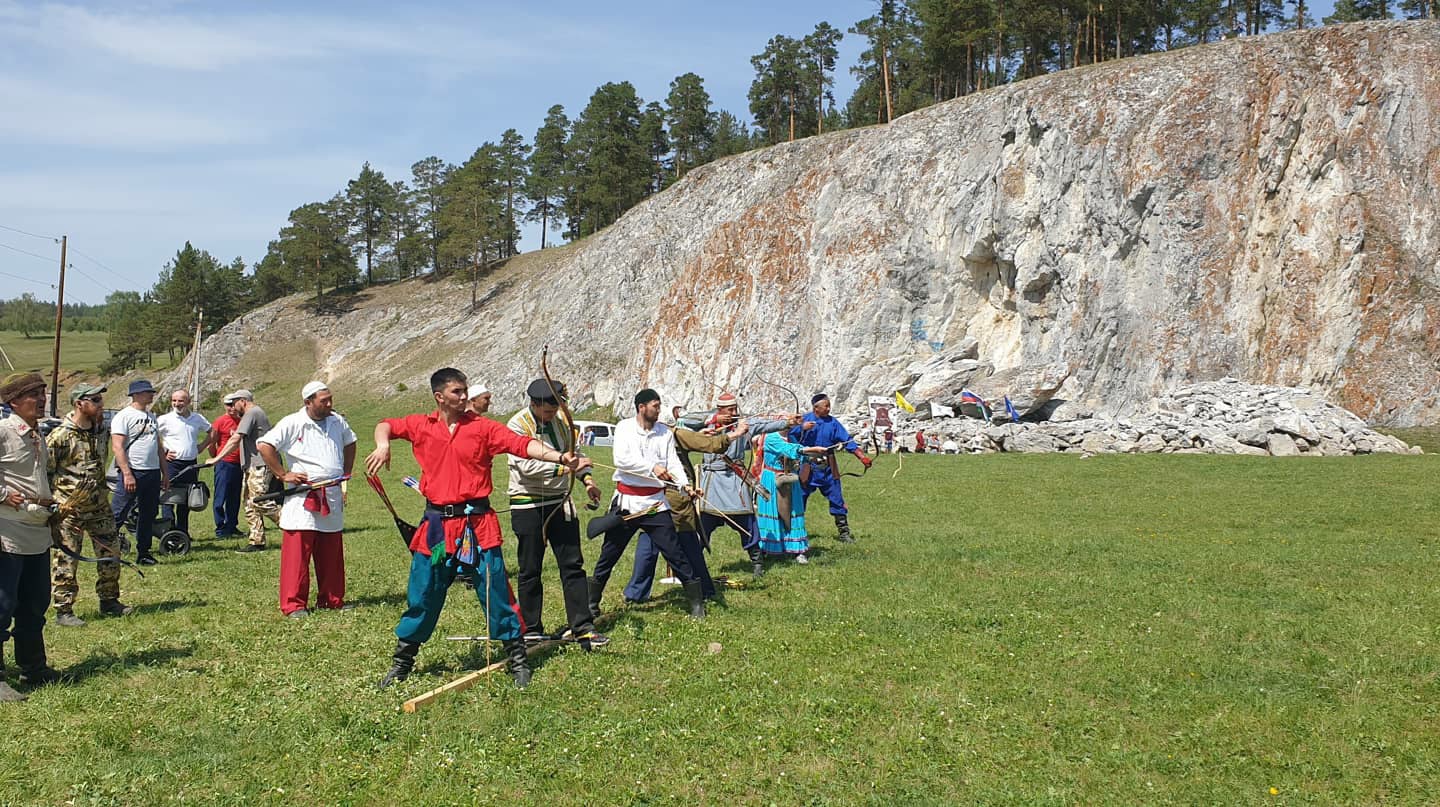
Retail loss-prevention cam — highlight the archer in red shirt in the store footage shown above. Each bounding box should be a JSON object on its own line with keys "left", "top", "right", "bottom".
{"left": 365, "top": 367, "right": 588, "bottom": 690}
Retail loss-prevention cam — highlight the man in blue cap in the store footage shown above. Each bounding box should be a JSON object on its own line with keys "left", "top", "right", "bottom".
{"left": 110, "top": 380, "right": 169, "bottom": 566}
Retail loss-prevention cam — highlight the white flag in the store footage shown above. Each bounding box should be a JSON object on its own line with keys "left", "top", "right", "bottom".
{"left": 931, "top": 402, "right": 955, "bottom": 418}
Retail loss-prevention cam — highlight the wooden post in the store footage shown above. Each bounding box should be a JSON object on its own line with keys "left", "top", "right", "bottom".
{"left": 48, "top": 235, "right": 66, "bottom": 418}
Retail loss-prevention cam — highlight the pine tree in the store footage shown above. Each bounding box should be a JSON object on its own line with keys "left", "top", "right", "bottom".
{"left": 566, "top": 82, "right": 650, "bottom": 238}
{"left": 526, "top": 105, "right": 570, "bottom": 249}
{"left": 709, "top": 110, "right": 753, "bottom": 160}
{"left": 639, "top": 101, "right": 671, "bottom": 194}
{"left": 439, "top": 144, "right": 505, "bottom": 311}
{"left": 1324, "top": 0, "right": 1392, "bottom": 20}
{"left": 410, "top": 156, "right": 451, "bottom": 275}
{"left": 666, "top": 73, "right": 714, "bottom": 178}
{"left": 805, "top": 22, "right": 844, "bottom": 133}
{"left": 496, "top": 129, "right": 530, "bottom": 258}
{"left": 389, "top": 180, "right": 427, "bottom": 278}
{"left": 278, "top": 200, "right": 355, "bottom": 300}
{"left": 749, "top": 34, "right": 817, "bottom": 144}
{"left": 343, "top": 162, "right": 396, "bottom": 286}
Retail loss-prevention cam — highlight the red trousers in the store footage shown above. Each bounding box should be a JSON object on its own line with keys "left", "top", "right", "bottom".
{"left": 280, "top": 530, "right": 345, "bottom": 614}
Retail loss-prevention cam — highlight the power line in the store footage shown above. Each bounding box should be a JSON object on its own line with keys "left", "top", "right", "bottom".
{"left": 0, "top": 241, "right": 58, "bottom": 264}
{"left": 0, "top": 223, "right": 60, "bottom": 242}
{"left": 71, "top": 246, "right": 135, "bottom": 287}
{"left": 65, "top": 263, "right": 116, "bottom": 294}
{"left": 0, "top": 268, "right": 55, "bottom": 289}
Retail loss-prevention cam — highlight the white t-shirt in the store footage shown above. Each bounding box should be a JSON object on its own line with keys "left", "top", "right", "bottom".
{"left": 257, "top": 410, "right": 357, "bottom": 533}
{"left": 156, "top": 410, "right": 210, "bottom": 462}
{"left": 110, "top": 406, "right": 161, "bottom": 471}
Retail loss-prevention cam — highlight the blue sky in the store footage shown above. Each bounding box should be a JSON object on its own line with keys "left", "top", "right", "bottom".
{"left": 1, "top": 0, "right": 1338, "bottom": 304}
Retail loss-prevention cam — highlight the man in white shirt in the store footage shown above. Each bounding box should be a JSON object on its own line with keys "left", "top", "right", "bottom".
{"left": 156, "top": 389, "right": 211, "bottom": 539}
{"left": 110, "top": 380, "right": 169, "bottom": 566}
{"left": 587, "top": 388, "right": 707, "bottom": 620}
{"left": 257, "top": 382, "right": 357, "bottom": 617}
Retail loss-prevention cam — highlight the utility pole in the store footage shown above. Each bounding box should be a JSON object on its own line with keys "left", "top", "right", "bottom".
{"left": 49, "top": 235, "right": 67, "bottom": 418}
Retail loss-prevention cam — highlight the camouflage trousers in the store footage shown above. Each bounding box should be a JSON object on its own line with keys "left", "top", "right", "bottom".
{"left": 52, "top": 511, "right": 122, "bottom": 610}
{"left": 244, "top": 466, "right": 281, "bottom": 547}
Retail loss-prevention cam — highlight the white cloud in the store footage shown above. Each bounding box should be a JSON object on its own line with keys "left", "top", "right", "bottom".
{"left": 0, "top": 75, "right": 267, "bottom": 149}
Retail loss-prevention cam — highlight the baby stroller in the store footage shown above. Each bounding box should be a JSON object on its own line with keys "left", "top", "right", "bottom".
{"left": 113, "top": 464, "right": 209, "bottom": 556}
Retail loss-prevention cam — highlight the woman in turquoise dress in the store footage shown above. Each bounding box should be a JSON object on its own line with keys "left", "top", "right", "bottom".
{"left": 754, "top": 431, "right": 827, "bottom": 563}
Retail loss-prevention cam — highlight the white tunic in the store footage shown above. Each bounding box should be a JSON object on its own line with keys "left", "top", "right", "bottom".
{"left": 611, "top": 416, "right": 687, "bottom": 514}
{"left": 257, "top": 410, "right": 356, "bottom": 533}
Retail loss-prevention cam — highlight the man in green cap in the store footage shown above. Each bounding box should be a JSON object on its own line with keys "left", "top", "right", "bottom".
{"left": 47, "top": 383, "right": 133, "bottom": 627}
{"left": 0, "top": 373, "right": 61, "bottom": 702}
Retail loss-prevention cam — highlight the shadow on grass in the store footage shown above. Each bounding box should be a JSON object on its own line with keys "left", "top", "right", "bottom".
{"left": 132, "top": 598, "right": 207, "bottom": 615}
{"left": 60, "top": 642, "right": 197, "bottom": 683}
{"left": 345, "top": 592, "right": 408, "bottom": 608}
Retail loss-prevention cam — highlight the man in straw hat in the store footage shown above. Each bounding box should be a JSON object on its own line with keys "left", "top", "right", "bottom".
{"left": 0, "top": 373, "right": 61, "bottom": 701}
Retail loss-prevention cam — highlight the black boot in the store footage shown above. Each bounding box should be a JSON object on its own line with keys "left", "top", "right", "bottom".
{"left": 12, "top": 634, "right": 57, "bottom": 686}
{"left": 587, "top": 574, "right": 609, "bottom": 621}
{"left": 834, "top": 514, "right": 854, "bottom": 543}
{"left": 682, "top": 581, "right": 706, "bottom": 620}
{"left": 748, "top": 546, "right": 765, "bottom": 579}
{"left": 505, "top": 640, "right": 532, "bottom": 689}
{"left": 377, "top": 640, "right": 420, "bottom": 689}
{"left": 0, "top": 646, "right": 26, "bottom": 703}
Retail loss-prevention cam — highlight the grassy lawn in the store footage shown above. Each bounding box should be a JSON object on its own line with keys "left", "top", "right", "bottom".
{"left": 3, "top": 393, "right": 1438, "bottom": 804}
{"left": 0, "top": 330, "right": 111, "bottom": 376}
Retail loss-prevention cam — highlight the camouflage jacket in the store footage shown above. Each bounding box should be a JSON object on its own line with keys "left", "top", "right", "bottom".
{"left": 46, "top": 413, "right": 109, "bottom": 509}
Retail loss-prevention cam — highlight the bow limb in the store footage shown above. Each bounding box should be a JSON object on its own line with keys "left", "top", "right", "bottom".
{"left": 540, "top": 345, "right": 579, "bottom": 537}
{"left": 751, "top": 372, "right": 801, "bottom": 417}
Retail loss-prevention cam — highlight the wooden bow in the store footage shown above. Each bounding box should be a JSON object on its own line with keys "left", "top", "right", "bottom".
{"left": 540, "top": 345, "right": 580, "bottom": 537}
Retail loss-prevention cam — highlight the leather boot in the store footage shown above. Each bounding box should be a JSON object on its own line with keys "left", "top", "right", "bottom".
{"left": 505, "top": 640, "right": 532, "bottom": 689}
{"left": 834, "top": 514, "right": 854, "bottom": 543}
{"left": 748, "top": 546, "right": 765, "bottom": 579}
{"left": 377, "top": 639, "right": 420, "bottom": 689}
{"left": 682, "top": 581, "right": 706, "bottom": 620}
{"left": 587, "top": 574, "right": 609, "bottom": 621}
{"left": 0, "top": 646, "right": 26, "bottom": 703}
{"left": 12, "top": 634, "right": 57, "bottom": 686}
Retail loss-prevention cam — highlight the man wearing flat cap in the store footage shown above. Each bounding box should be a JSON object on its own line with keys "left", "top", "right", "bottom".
{"left": 48, "top": 383, "right": 131, "bottom": 627}
{"left": 256, "top": 382, "right": 357, "bottom": 617}
{"left": 206, "top": 389, "right": 279, "bottom": 552}
{"left": 110, "top": 379, "right": 169, "bottom": 566}
{"left": 0, "top": 373, "right": 61, "bottom": 701}
{"left": 506, "top": 378, "right": 606, "bottom": 647}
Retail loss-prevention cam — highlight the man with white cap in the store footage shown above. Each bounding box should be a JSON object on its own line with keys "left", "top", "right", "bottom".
{"left": 256, "top": 382, "right": 356, "bottom": 617}
{"left": 204, "top": 389, "right": 279, "bottom": 552}
{"left": 467, "top": 384, "right": 492, "bottom": 416}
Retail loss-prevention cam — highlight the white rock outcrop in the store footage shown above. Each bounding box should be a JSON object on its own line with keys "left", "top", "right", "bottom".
{"left": 168, "top": 22, "right": 1440, "bottom": 427}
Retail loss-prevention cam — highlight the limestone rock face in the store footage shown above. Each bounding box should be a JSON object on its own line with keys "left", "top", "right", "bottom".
{"left": 168, "top": 22, "right": 1439, "bottom": 427}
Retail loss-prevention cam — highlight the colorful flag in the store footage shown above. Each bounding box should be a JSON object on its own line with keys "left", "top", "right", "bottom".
{"left": 895, "top": 390, "right": 916, "bottom": 414}
{"left": 1004, "top": 396, "right": 1022, "bottom": 423}
{"left": 959, "top": 389, "right": 991, "bottom": 423}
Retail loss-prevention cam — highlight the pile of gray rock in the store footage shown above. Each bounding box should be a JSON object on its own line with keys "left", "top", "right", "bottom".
{"left": 853, "top": 379, "right": 1420, "bottom": 456}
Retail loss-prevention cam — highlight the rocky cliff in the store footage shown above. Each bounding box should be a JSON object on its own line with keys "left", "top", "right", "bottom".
{"left": 171, "top": 21, "right": 1440, "bottom": 425}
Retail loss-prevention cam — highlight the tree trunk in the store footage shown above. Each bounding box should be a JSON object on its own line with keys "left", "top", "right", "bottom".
{"left": 540, "top": 200, "right": 549, "bottom": 250}
{"left": 881, "top": 36, "right": 894, "bottom": 122}
{"left": 788, "top": 89, "right": 795, "bottom": 141}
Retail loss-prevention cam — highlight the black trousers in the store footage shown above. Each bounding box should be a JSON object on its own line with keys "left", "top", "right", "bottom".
{"left": 511, "top": 504, "right": 593, "bottom": 635}
{"left": 0, "top": 550, "right": 51, "bottom": 671}
{"left": 592, "top": 509, "right": 697, "bottom": 584}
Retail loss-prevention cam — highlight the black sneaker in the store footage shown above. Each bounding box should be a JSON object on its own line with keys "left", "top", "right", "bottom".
{"left": 137, "top": 554, "right": 159, "bottom": 566}
{"left": 574, "top": 631, "right": 610, "bottom": 650}
{"left": 235, "top": 544, "right": 266, "bottom": 554}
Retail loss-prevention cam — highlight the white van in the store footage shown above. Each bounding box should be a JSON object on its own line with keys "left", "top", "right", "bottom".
{"left": 574, "top": 420, "right": 615, "bottom": 448}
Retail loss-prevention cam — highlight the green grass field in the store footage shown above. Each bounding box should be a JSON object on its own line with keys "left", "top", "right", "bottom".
{"left": 0, "top": 329, "right": 111, "bottom": 376}
{"left": 3, "top": 394, "right": 1438, "bottom": 804}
